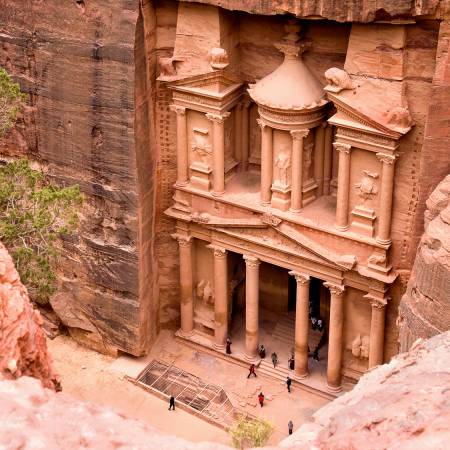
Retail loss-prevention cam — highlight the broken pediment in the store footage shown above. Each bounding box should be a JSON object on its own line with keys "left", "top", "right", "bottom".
{"left": 325, "top": 69, "right": 412, "bottom": 139}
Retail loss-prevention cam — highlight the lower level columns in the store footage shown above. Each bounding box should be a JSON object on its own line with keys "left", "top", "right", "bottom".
{"left": 244, "top": 255, "right": 260, "bottom": 361}
{"left": 324, "top": 282, "right": 345, "bottom": 392}
{"left": 289, "top": 271, "right": 310, "bottom": 378}
{"left": 175, "top": 235, "right": 194, "bottom": 337}
{"left": 368, "top": 297, "right": 387, "bottom": 368}
{"left": 211, "top": 246, "right": 228, "bottom": 350}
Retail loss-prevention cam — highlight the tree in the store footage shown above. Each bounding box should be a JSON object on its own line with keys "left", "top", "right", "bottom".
{"left": 0, "top": 159, "right": 83, "bottom": 304}
{"left": 229, "top": 415, "right": 274, "bottom": 449}
{"left": 0, "top": 67, "right": 26, "bottom": 136}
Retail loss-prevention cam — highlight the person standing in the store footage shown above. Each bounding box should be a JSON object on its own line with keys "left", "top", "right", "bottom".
{"left": 247, "top": 363, "right": 257, "bottom": 378}
{"left": 288, "top": 420, "right": 294, "bottom": 435}
{"left": 258, "top": 392, "right": 265, "bottom": 407}
{"left": 226, "top": 337, "right": 232, "bottom": 355}
{"left": 286, "top": 376, "right": 292, "bottom": 393}
{"left": 271, "top": 352, "right": 278, "bottom": 368}
{"left": 258, "top": 344, "right": 266, "bottom": 358}
{"left": 168, "top": 395, "right": 175, "bottom": 411}
{"left": 288, "top": 355, "right": 295, "bottom": 370}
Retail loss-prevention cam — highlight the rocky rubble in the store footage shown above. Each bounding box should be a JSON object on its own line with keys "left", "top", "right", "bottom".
{"left": 0, "top": 242, "right": 59, "bottom": 391}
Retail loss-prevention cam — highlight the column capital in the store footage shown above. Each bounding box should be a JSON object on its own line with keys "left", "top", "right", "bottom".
{"left": 243, "top": 255, "right": 260, "bottom": 268}
{"left": 290, "top": 129, "right": 310, "bottom": 140}
{"left": 207, "top": 244, "right": 227, "bottom": 258}
{"left": 171, "top": 233, "right": 192, "bottom": 247}
{"left": 288, "top": 271, "right": 310, "bottom": 284}
{"left": 206, "top": 112, "right": 230, "bottom": 124}
{"left": 320, "top": 121, "right": 328, "bottom": 129}
{"left": 365, "top": 294, "right": 388, "bottom": 309}
{"left": 376, "top": 152, "right": 397, "bottom": 165}
{"left": 324, "top": 282, "right": 345, "bottom": 297}
{"left": 169, "top": 104, "right": 186, "bottom": 116}
{"left": 240, "top": 98, "right": 252, "bottom": 109}
{"left": 256, "top": 118, "right": 269, "bottom": 130}
{"left": 333, "top": 142, "right": 351, "bottom": 154}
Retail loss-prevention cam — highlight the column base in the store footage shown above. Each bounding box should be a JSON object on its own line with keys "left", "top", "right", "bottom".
{"left": 212, "top": 190, "right": 225, "bottom": 197}
{"left": 213, "top": 343, "right": 226, "bottom": 352}
{"left": 326, "top": 382, "right": 343, "bottom": 393}
{"left": 335, "top": 223, "right": 349, "bottom": 232}
{"left": 260, "top": 200, "right": 271, "bottom": 207}
{"left": 178, "top": 329, "right": 194, "bottom": 339}
{"left": 175, "top": 181, "right": 189, "bottom": 188}
{"left": 289, "top": 207, "right": 301, "bottom": 213}
{"left": 243, "top": 353, "right": 259, "bottom": 364}
{"left": 295, "top": 370, "right": 309, "bottom": 380}
{"left": 375, "top": 237, "right": 392, "bottom": 245}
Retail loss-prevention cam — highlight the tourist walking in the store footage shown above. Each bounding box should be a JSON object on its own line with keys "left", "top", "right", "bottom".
{"left": 247, "top": 363, "right": 257, "bottom": 378}
{"left": 286, "top": 376, "right": 292, "bottom": 393}
{"left": 168, "top": 395, "right": 175, "bottom": 411}
{"left": 288, "top": 420, "right": 294, "bottom": 435}
{"left": 226, "top": 337, "right": 232, "bottom": 354}
{"left": 271, "top": 351, "right": 278, "bottom": 368}
{"left": 258, "top": 392, "right": 265, "bottom": 407}
{"left": 258, "top": 344, "right": 266, "bottom": 358}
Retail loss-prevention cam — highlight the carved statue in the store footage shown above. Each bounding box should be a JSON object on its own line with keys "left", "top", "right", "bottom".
{"left": 191, "top": 128, "right": 212, "bottom": 168}
{"left": 303, "top": 144, "right": 313, "bottom": 180}
{"left": 274, "top": 152, "right": 291, "bottom": 186}
{"left": 368, "top": 254, "right": 387, "bottom": 266}
{"left": 324, "top": 68, "right": 355, "bottom": 93}
{"left": 158, "top": 56, "right": 184, "bottom": 78}
{"left": 209, "top": 47, "right": 229, "bottom": 70}
{"left": 351, "top": 334, "right": 370, "bottom": 359}
{"left": 385, "top": 106, "right": 412, "bottom": 129}
{"left": 195, "top": 279, "right": 214, "bottom": 305}
{"left": 355, "top": 170, "right": 379, "bottom": 201}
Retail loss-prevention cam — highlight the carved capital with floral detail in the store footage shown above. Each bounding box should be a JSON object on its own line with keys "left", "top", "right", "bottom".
{"left": 324, "top": 282, "right": 345, "bottom": 296}
{"left": 288, "top": 271, "right": 310, "bottom": 285}
{"left": 256, "top": 118, "right": 268, "bottom": 130}
{"left": 207, "top": 244, "right": 227, "bottom": 259}
{"left": 376, "top": 152, "right": 397, "bottom": 165}
{"left": 171, "top": 233, "right": 192, "bottom": 247}
{"left": 206, "top": 112, "right": 230, "bottom": 124}
{"left": 243, "top": 255, "right": 260, "bottom": 268}
{"left": 290, "top": 129, "right": 310, "bottom": 141}
{"left": 365, "top": 295, "right": 388, "bottom": 309}
{"left": 333, "top": 142, "right": 351, "bottom": 154}
{"left": 169, "top": 105, "right": 186, "bottom": 116}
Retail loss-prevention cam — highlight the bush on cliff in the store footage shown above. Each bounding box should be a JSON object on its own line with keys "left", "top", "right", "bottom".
{"left": 0, "top": 160, "right": 83, "bottom": 304}
{"left": 229, "top": 415, "right": 274, "bottom": 449}
{"left": 0, "top": 67, "right": 26, "bottom": 136}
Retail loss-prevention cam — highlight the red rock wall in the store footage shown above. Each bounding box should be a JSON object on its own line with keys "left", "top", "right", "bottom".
{"left": 0, "top": 243, "right": 59, "bottom": 391}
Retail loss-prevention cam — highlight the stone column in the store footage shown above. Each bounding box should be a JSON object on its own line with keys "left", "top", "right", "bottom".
{"left": 244, "top": 255, "right": 260, "bottom": 361}
{"left": 206, "top": 112, "right": 230, "bottom": 197}
{"left": 368, "top": 297, "right": 387, "bottom": 368}
{"left": 323, "top": 124, "right": 333, "bottom": 195}
{"left": 174, "top": 235, "right": 194, "bottom": 337}
{"left": 334, "top": 143, "right": 352, "bottom": 231}
{"left": 258, "top": 119, "right": 273, "bottom": 205}
{"left": 170, "top": 105, "right": 188, "bottom": 186}
{"left": 376, "top": 153, "right": 397, "bottom": 244}
{"left": 324, "top": 282, "right": 345, "bottom": 392}
{"left": 211, "top": 246, "right": 228, "bottom": 350}
{"left": 290, "top": 129, "right": 309, "bottom": 212}
{"left": 241, "top": 100, "right": 251, "bottom": 170}
{"left": 289, "top": 271, "right": 310, "bottom": 378}
{"left": 314, "top": 122, "right": 326, "bottom": 196}
{"left": 234, "top": 103, "right": 242, "bottom": 165}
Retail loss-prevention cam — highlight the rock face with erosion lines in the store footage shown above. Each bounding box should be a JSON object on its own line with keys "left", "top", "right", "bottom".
{"left": 0, "top": 242, "right": 59, "bottom": 391}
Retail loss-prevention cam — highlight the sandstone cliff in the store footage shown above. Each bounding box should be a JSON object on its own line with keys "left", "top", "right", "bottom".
{"left": 0, "top": 242, "right": 59, "bottom": 391}
{"left": 398, "top": 174, "right": 450, "bottom": 351}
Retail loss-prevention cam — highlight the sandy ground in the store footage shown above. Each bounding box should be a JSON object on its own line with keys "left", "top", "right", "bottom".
{"left": 48, "top": 331, "right": 329, "bottom": 446}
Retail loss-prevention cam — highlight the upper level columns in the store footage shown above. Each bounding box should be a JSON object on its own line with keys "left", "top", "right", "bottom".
{"left": 173, "top": 234, "right": 194, "bottom": 337}
{"left": 376, "top": 153, "right": 397, "bottom": 244}
{"left": 324, "top": 282, "right": 345, "bottom": 392}
{"left": 314, "top": 122, "right": 327, "bottom": 196}
{"left": 334, "top": 143, "right": 352, "bottom": 231}
{"left": 368, "top": 296, "right": 387, "bottom": 368}
{"left": 241, "top": 100, "right": 251, "bottom": 170}
{"left": 209, "top": 245, "right": 229, "bottom": 350}
{"left": 323, "top": 124, "right": 333, "bottom": 195}
{"left": 244, "top": 255, "right": 260, "bottom": 361}
{"left": 206, "top": 112, "right": 230, "bottom": 197}
{"left": 170, "top": 105, "right": 188, "bottom": 186}
{"left": 258, "top": 119, "right": 273, "bottom": 205}
{"left": 289, "top": 271, "right": 310, "bottom": 378}
{"left": 290, "top": 129, "right": 309, "bottom": 212}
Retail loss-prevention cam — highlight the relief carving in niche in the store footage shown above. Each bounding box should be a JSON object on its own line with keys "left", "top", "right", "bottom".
{"left": 303, "top": 143, "right": 314, "bottom": 182}
{"left": 273, "top": 151, "right": 291, "bottom": 188}
{"left": 224, "top": 121, "right": 236, "bottom": 170}
{"left": 355, "top": 170, "right": 379, "bottom": 202}
{"left": 191, "top": 128, "right": 212, "bottom": 170}
{"left": 194, "top": 279, "right": 215, "bottom": 330}
{"left": 351, "top": 334, "right": 369, "bottom": 359}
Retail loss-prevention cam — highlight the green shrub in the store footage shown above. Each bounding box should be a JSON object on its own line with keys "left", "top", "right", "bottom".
{"left": 0, "top": 67, "right": 26, "bottom": 136}
{"left": 229, "top": 415, "right": 274, "bottom": 449}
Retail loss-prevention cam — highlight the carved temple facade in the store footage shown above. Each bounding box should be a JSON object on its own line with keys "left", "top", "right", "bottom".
{"left": 164, "top": 19, "right": 412, "bottom": 393}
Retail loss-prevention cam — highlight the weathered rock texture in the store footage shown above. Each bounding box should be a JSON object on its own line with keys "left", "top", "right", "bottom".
{"left": 282, "top": 331, "right": 450, "bottom": 449}
{"left": 398, "top": 174, "right": 450, "bottom": 351}
{"left": 0, "top": 242, "right": 59, "bottom": 391}
{"left": 0, "top": 0, "right": 158, "bottom": 356}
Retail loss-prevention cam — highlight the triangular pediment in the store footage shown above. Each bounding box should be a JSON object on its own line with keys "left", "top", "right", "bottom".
{"left": 215, "top": 224, "right": 354, "bottom": 271}
{"left": 326, "top": 77, "right": 412, "bottom": 139}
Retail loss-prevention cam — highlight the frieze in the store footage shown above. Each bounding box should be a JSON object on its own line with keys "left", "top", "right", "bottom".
{"left": 337, "top": 126, "right": 397, "bottom": 147}
{"left": 259, "top": 106, "right": 324, "bottom": 124}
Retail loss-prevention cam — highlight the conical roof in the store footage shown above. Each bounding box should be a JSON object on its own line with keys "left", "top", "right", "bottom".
{"left": 248, "top": 23, "right": 326, "bottom": 111}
